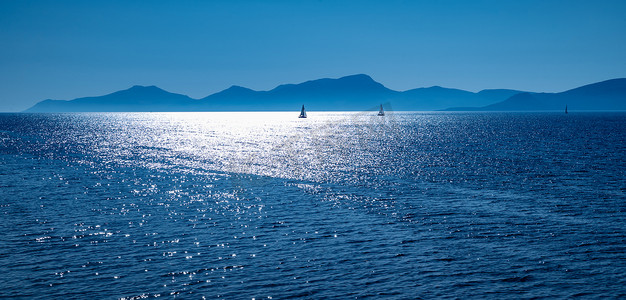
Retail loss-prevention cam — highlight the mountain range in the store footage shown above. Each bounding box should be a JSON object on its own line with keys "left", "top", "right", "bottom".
{"left": 445, "top": 78, "right": 626, "bottom": 111}
{"left": 24, "top": 74, "right": 626, "bottom": 112}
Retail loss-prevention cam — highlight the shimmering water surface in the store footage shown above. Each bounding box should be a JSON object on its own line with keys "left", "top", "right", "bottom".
{"left": 1, "top": 112, "right": 625, "bottom": 299}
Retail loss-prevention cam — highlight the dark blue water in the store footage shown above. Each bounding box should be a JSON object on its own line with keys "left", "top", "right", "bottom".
{"left": 1, "top": 112, "right": 625, "bottom": 299}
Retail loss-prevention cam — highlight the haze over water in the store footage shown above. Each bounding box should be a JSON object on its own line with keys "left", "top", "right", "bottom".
{"left": 1, "top": 112, "right": 625, "bottom": 298}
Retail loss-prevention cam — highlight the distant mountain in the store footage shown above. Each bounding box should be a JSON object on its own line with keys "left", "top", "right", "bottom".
{"left": 26, "top": 85, "right": 196, "bottom": 112}
{"left": 23, "top": 75, "right": 625, "bottom": 112}
{"left": 446, "top": 78, "right": 626, "bottom": 111}
{"left": 199, "top": 74, "right": 397, "bottom": 111}
{"left": 199, "top": 75, "right": 524, "bottom": 111}
{"left": 393, "top": 86, "right": 521, "bottom": 110}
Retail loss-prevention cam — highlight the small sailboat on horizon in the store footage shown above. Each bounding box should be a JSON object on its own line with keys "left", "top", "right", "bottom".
{"left": 299, "top": 105, "right": 307, "bottom": 118}
{"left": 377, "top": 104, "right": 385, "bottom": 116}
{"left": 565, "top": 104, "right": 568, "bottom": 114}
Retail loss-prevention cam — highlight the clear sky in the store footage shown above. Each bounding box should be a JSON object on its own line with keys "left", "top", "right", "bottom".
{"left": 1, "top": 0, "right": 625, "bottom": 112}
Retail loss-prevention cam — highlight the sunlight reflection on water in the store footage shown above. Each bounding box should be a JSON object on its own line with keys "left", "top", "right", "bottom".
{"left": 0, "top": 112, "right": 625, "bottom": 298}
{"left": 84, "top": 112, "right": 401, "bottom": 183}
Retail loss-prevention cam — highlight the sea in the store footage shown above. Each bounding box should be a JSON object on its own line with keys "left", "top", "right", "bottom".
{"left": 0, "top": 111, "right": 625, "bottom": 299}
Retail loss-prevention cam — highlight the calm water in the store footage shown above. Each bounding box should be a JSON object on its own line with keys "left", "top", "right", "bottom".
{"left": 1, "top": 112, "right": 625, "bottom": 299}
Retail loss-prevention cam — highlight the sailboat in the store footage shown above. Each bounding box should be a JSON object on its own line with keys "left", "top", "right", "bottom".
{"left": 377, "top": 104, "right": 385, "bottom": 116}
{"left": 299, "top": 105, "right": 307, "bottom": 118}
{"left": 565, "top": 105, "right": 568, "bottom": 114}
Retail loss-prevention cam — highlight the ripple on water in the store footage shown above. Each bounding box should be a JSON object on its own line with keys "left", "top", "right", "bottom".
{"left": 0, "top": 112, "right": 625, "bottom": 298}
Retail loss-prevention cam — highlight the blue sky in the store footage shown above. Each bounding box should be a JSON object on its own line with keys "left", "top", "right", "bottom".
{"left": 1, "top": 0, "right": 625, "bottom": 111}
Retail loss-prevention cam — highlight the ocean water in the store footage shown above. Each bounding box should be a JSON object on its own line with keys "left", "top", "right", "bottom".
{"left": 0, "top": 111, "right": 625, "bottom": 299}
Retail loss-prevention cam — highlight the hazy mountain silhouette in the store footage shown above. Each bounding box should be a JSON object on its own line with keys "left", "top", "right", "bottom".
{"left": 24, "top": 75, "right": 625, "bottom": 112}
{"left": 26, "top": 85, "right": 196, "bottom": 112}
{"left": 392, "top": 86, "right": 523, "bottom": 110}
{"left": 446, "top": 78, "right": 626, "bottom": 111}
{"left": 199, "top": 74, "right": 397, "bottom": 111}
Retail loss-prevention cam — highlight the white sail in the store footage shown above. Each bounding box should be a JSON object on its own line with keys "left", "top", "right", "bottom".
{"left": 299, "top": 105, "right": 307, "bottom": 118}
{"left": 377, "top": 104, "right": 384, "bottom": 116}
